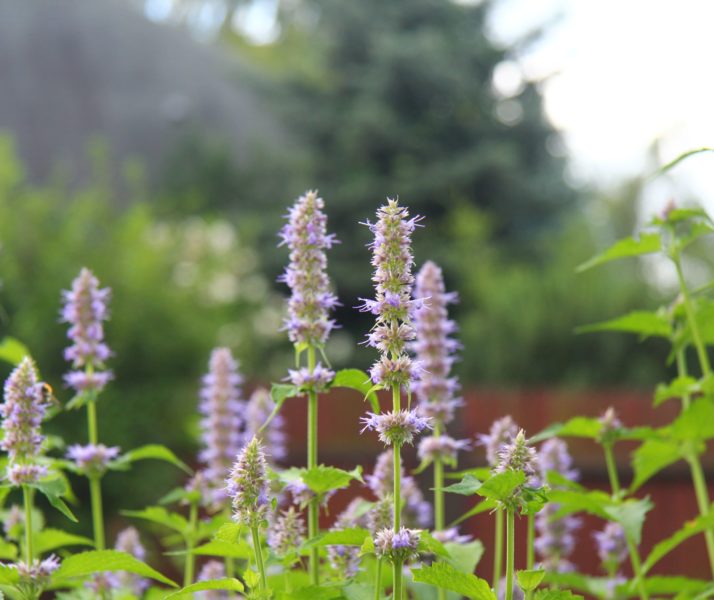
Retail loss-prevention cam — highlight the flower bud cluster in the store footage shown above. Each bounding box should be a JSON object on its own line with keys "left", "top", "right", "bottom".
{"left": 361, "top": 410, "right": 432, "bottom": 447}
{"left": 226, "top": 437, "right": 270, "bottom": 528}
{"left": 374, "top": 527, "right": 421, "bottom": 563}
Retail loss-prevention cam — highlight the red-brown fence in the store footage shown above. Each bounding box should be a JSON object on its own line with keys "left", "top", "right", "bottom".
{"left": 277, "top": 387, "right": 713, "bottom": 580}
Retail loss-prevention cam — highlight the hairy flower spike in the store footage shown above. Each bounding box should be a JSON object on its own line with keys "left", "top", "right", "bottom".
{"left": 360, "top": 199, "right": 423, "bottom": 390}
{"left": 115, "top": 526, "right": 149, "bottom": 595}
{"left": 287, "top": 363, "right": 335, "bottom": 393}
{"left": 374, "top": 527, "right": 421, "bottom": 563}
{"left": 361, "top": 409, "right": 432, "bottom": 447}
{"left": 1, "top": 357, "right": 50, "bottom": 485}
{"left": 594, "top": 522, "right": 628, "bottom": 572}
{"left": 13, "top": 555, "right": 60, "bottom": 583}
{"left": 67, "top": 443, "right": 120, "bottom": 477}
{"left": 495, "top": 430, "right": 539, "bottom": 482}
{"left": 478, "top": 416, "right": 519, "bottom": 468}
{"left": 196, "top": 348, "right": 245, "bottom": 510}
{"left": 197, "top": 560, "right": 231, "bottom": 599}
{"left": 269, "top": 507, "right": 306, "bottom": 558}
{"left": 226, "top": 437, "right": 270, "bottom": 527}
{"left": 61, "top": 268, "right": 113, "bottom": 393}
{"left": 244, "top": 387, "right": 287, "bottom": 463}
{"left": 418, "top": 435, "right": 470, "bottom": 467}
{"left": 411, "top": 261, "right": 461, "bottom": 426}
{"left": 278, "top": 190, "right": 339, "bottom": 347}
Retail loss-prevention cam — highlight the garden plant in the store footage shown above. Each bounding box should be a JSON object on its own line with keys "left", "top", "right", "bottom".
{"left": 1, "top": 161, "right": 714, "bottom": 599}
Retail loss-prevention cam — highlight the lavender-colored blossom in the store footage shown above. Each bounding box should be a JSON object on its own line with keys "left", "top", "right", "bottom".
{"left": 86, "top": 572, "right": 120, "bottom": 595}
{"left": 431, "top": 527, "right": 473, "bottom": 544}
{"left": 115, "top": 526, "right": 149, "bottom": 594}
{"left": 361, "top": 409, "right": 432, "bottom": 447}
{"left": 594, "top": 522, "right": 628, "bottom": 572}
{"left": 360, "top": 199, "right": 423, "bottom": 391}
{"left": 374, "top": 527, "right": 421, "bottom": 563}
{"left": 287, "top": 363, "right": 335, "bottom": 393}
{"left": 13, "top": 555, "right": 60, "bottom": 581}
{"left": 196, "top": 348, "right": 245, "bottom": 510}
{"left": 278, "top": 190, "right": 339, "bottom": 347}
{"left": 327, "top": 498, "right": 369, "bottom": 579}
{"left": 284, "top": 477, "right": 334, "bottom": 508}
{"left": 535, "top": 439, "right": 581, "bottom": 573}
{"left": 66, "top": 443, "right": 120, "bottom": 476}
{"left": 61, "top": 268, "right": 113, "bottom": 393}
{"left": 366, "top": 451, "right": 432, "bottom": 528}
{"left": 418, "top": 435, "right": 470, "bottom": 467}
{"left": 226, "top": 437, "right": 270, "bottom": 527}
{"left": 3, "top": 505, "right": 24, "bottom": 540}
{"left": 197, "top": 560, "right": 236, "bottom": 599}
{"left": 1, "top": 357, "right": 50, "bottom": 485}
{"left": 411, "top": 261, "right": 461, "bottom": 426}
{"left": 477, "top": 416, "right": 519, "bottom": 468}
{"left": 494, "top": 430, "right": 539, "bottom": 484}
{"left": 244, "top": 387, "right": 287, "bottom": 462}
{"left": 269, "top": 507, "right": 306, "bottom": 557}
{"left": 598, "top": 407, "right": 623, "bottom": 443}
{"left": 367, "top": 497, "right": 393, "bottom": 535}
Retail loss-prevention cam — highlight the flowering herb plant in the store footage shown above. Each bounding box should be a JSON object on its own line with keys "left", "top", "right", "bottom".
{"left": 1, "top": 163, "right": 714, "bottom": 600}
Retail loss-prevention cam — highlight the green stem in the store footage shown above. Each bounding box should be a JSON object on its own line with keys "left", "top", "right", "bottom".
{"left": 434, "top": 454, "right": 446, "bottom": 600}
{"left": 674, "top": 256, "right": 711, "bottom": 377}
{"left": 87, "top": 399, "right": 98, "bottom": 445}
{"left": 184, "top": 500, "right": 198, "bottom": 587}
{"left": 307, "top": 345, "right": 320, "bottom": 586}
{"left": 374, "top": 557, "right": 383, "bottom": 600}
{"left": 493, "top": 507, "right": 504, "bottom": 596}
{"left": 526, "top": 513, "right": 535, "bottom": 600}
{"left": 89, "top": 476, "right": 105, "bottom": 550}
{"left": 505, "top": 509, "right": 515, "bottom": 600}
{"left": 603, "top": 443, "right": 648, "bottom": 600}
{"left": 22, "top": 485, "right": 33, "bottom": 564}
{"left": 392, "top": 384, "right": 403, "bottom": 600}
{"left": 225, "top": 557, "right": 234, "bottom": 578}
{"left": 251, "top": 525, "right": 268, "bottom": 592}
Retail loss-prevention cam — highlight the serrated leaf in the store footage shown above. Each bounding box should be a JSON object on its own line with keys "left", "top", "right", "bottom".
{"left": 167, "top": 540, "right": 251, "bottom": 559}
{"left": 52, "top": 550, "right": 177, "bottom": 587}
{"left": 517, "top": 569, "right": 545, "bottom": 591}
{"left": 442, "top": 474, "right": 482, "bottom": 496}
{"left": 476, "top": 470, "right": 526, "bottom": 502}
{"left": 213, "top": 522, "right": 242, "bottom": 544}
{"left": 35, "top": 528, "right": 94, "bottom": 554}
{"left": 287, "top": 586, "right": 343, "bottom": 600}
{"left": 112, "top": 444, "right": 191, "bottom": 474}
{"left": 445, "top": 540, "right": 484, "bottom": 574}
{"left": 331, "top": 369, "right": 380, "bottom": 413}
{"left": 411, "top": 562, "right": 495, "bottom": 599}
{"left": 302, "top": 465, "right": 363, "bottom": 495}
{"left": 0, "top": 538, "right": 17, "bottom": 560}
{"left": 30, "top": 478, "right": 77, "bottom": 522}
{"left": 642, "top": 512, "right": 714, "bottom": 574}
{"left": 631, "top": 438, "right": 683, "bottom": 491}
{"left": 305, "top": 527, "right": 370, "bottom": 548}
{"left": 671, "top": 398, "right": 714, "bottom": 441}
{"left": 0, "top": 337, "right": 30, "bottom": 366}
{"left": 535, "top": 590, "right": 583, "bottom": 600}
{"left": 122, "top": 506, "right": 188, "bottom": 534}
{"left": 417, "top": 531, "right": 450, "bottom": 558}
{"left": 655, "top": 376, "right": 699, "bottom": 407}
{"left": 0, "top": 563, "right": 19, "bottom": 585}
{"left": 576, "top": 310, "right": 672, "bottom": 339}
{"left": 163, "top": 577, "right": 244, "bottom": 598}
{"left": 577, "top": 232, "right": 661, "bottom": 272}
{"left": 604, "top": 498, "right": 653, "bottom": 546}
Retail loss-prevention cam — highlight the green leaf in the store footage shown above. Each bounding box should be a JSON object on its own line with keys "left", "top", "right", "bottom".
{"left": 412, "top": 562, "right": 495, "bottom": 599}
{"left": 0, "top": 563, "right": 19, "bottom": 585}
{"left": 654, "top": 376, "right": 699, "bottom": 407}
{"left": 452, "top": 498, "right": 498, "bottom": 526}
{"left": 604, "top": 498, "right": 653, "bottom": 546}
{"left": 530, "top": 417, "right": 601, "bottom": 443}
{"left": 534, "top": 590, "right": 584, "bottom": 600}
{"left": 655, "top": 147, "right": 714, "bottom": 176}
{"left": 642, "top": 512, "right": 714, "bottom": 574}
{"left": 476, "top": 470, "right": 526, "bottom": 502}
{"left": 213, "top": 522, "right": 242, "bottom": 544}
{"left": 0, "top": 538, "right": 17, "bottom": 560}
{"left": 631, "top": 438, "right": 683, "bottom": 491}
{"left": 52, "top": 550, "right": 177, "bottom": 587}
{"left": 286, "top": 586, "right": 343, "bottom": 600}
{"left": 301, "top": 465, "right": 363, "bottom": 495}
{"left": 671, "top": 398, "right": 714, "bottom": 441}
{"left": 576, "top": 310, "right": 672, "bottom": 339}
{"left": 0, "top": 337, "right": 30, "bottom": 366}
{"left": 417, "top": 531, "right": 450, "bottom": 558}
{"left": 445, "top": 540, "right": 484, "bottom": 574}
{"left": 173, "top": 540, "right": 251, "bottom": 559}
{"left": 517, "top": 569, "right": 545, "bottom": 592}
{"left": 162, "top": 578, "right": 244, "bottom": 598}
{"left": 576, "top": 232, "right": 661, "bottom": 272}
{"left": 548, "top": 489, "right": 611, "bottom": 520}
{"left": 305, "top": 527, "right": 370, "bottom": 548}
{"left": 35, "top": 528, "right": 94, "bottom": 554}
{"left": 122, "top": 506, "right": 188, "bottom": 534}
{"left": 331, "top": 368, "right": 380, "bottom": 413}
{"left": 112, "top": 444, "right": 191, "bottom": 474}
{"left": 446, "top": 467, "right": 491, "bottom": 481}
{"left": 30, "top": 478, "right": 77, "bottom": 522}
{"left": 343, "top": 583, "right": 373, "bottom": 600}
{"left": 442, "top": 474, "right": 482, "bottom": 496}
{"left": 258, "top": 383, "right": 301, "bottom": 435}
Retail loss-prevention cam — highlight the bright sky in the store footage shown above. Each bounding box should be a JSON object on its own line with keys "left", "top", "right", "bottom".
{"left": 488, "top": 0, "right": 714, "bottom": 213}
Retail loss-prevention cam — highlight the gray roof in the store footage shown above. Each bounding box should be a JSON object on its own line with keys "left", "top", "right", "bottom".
{"left": 0, "top": 0, "right": 281, "bottom": 186}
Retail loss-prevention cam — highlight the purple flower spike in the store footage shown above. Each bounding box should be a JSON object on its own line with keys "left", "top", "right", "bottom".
{"left": 477, "top": 416, "right": 519, "bottom": 468}
{"left": 269, "top": 507, "right": 306, "bottom": 557}
{"left": 197, "top": 560, "right": 229, "bottom": 599}
{"left": 279, "top": 190, "right": 339, "bottom": 347}
{"left": 411, "top": 261, "right": 462, "bottom": 426}
{"left": 1, "top": 357, "right": 50, "bottom": 485}
{"left": 361, "top": 409, "right": 432, "bottom": 447}
{"left": 195, "top": 347, "right": 245, "bottom": 511}
{"left": 594, "top": 521, "right": 629, "bottom": 572}
{"left": 361, "top": 199, "right": 423, "bottom": 391}
{"left": 418, "top": 435, "right": 470, "bottom": 467}
{"left": 114, "top": 526, "right": 149, "bottom": 595}
{"left": 244, "top": 387, "right": 287, "bottom": 463}
{"left": 374, "top": 527, "right": 421, "bottom": 563}
{"left": 226, "top": 437, "right": 270, "bottom": 527}
{"left": 61, "top": 268, "right": 113, "bottom": 394}
{"left": 66, "top": 443, "right": 120, "bottom": 476}
{"left": 287, "top": 363, "right": 335, "bottom": 393}
{"left": 13, "top": 555, "right": 60, "bottom": 582}
{"left": 494, "top": 430, "right": 539, "bottom": 483}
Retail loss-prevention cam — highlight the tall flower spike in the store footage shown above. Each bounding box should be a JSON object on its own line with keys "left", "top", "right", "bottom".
{"left": 244, "top": 387, "right": 287, "bottom": 463}
{"left": 594, "top": 522, "right": 629, "bottom": 573}
{"left": 61, "top": 268, "right": 113, "bottom": 393}
{"left": 478, "top": 416, "right": 519, "bottom": 468}
{"left": 196, "top": 560, "right": 231, "bottom": 599}
{"left": 412, "top": 261, "right": 462, "bottom": 426}
{"left": 534, "top": 439, "right": 581, "bottom": 573}
{"left": 114, "top": 526, "right": 149, "bottom": 595}
{"left": 269, "top": 507, "right": 306, "bottom": 558}
{"left": 359, "top": 198, "right": 423, "bottom": 390}
{"left": 226, "top": 437, "right": 270, "bottom": 528}
{"left": 494, "top": 430, "right": 539, "bottom": 483}
{"left": 196, "top": 348, "right": 245, "bottom": 510}
{"left": 278, "top": 190, "right": 339, "bottom": 347}
{"left": 1, "top": 357, "right": 50, "bottom": 485}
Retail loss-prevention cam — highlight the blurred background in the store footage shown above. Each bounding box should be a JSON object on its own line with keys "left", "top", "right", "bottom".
{"left": 1, "top": 0, "right": 713, "bottom": 582}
